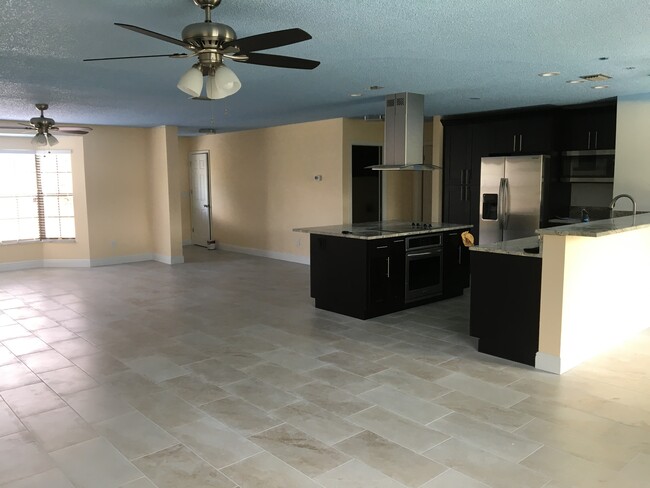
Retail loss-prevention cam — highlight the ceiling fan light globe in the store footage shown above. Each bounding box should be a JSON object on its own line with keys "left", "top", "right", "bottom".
{"left": 177, "top": 65, "right": 204, "bottom": 98}
{"left": 206, "top": 74, "right": 225, "bottom": 99}
{"left": 31, "top": 133, "right": 48, "bottom": 147}
{"left": 214, "top": 64, "right": 241, "bottom": 97}
{"left": 47, "top": 134, "right": 59, "bottom": 146}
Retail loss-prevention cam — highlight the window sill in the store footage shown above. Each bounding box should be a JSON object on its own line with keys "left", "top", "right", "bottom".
{"left": 0, "top": 239, "right": 77, "bottom": 246}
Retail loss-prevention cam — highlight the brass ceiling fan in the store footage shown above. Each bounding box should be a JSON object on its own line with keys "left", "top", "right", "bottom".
{"left": 84, "top": 0, "right": 320, "bottom": 100}
{"left": 0, "top": 104, "right": 92, "bottom": 147}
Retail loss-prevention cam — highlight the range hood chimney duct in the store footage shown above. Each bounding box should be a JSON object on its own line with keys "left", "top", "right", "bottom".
{"left": 366, "top": 92, "right": 440, "bottom": 171}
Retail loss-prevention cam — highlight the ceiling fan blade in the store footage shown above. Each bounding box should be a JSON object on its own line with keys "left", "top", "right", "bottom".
{"left": 0, "top": 125, "right": 34, "bottom": 131}
{"left": 115, "top": 23, "right": 194, "bottom": 50}
{"left": 234, "top": 52, "right": 320, "bottom": 70}
{"left": 222, "top": 28, "right": 312, "bottom": 54}
{"left": 84, "top": 53, "right": 188, "bottom": 62}
{"left": 52, "top": 126, "right": 93, "bottom": 134}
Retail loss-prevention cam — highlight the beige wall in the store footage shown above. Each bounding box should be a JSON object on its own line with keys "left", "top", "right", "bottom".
{"left": 614, "top": 96, "right": 650, "bottom": 211}
{"left": 178, "top": 138, "right": 193, "bottom": 244}
{"left": 0, "top": 134, "right": 90, "bottom": 266}
{"left": 538, "top": 228, "right": 650, "bottom": 373}
{"left": 184, "top": 119, "right": 344, "bottom": 261}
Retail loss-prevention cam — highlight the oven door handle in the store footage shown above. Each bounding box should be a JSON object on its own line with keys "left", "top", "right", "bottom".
{"left": 407, "top": 251, "right": 435, "bottom": 257}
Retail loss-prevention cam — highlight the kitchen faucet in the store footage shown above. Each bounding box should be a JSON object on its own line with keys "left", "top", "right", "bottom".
{"left": 609, "top": 194, "right": 637, "bottom": 218}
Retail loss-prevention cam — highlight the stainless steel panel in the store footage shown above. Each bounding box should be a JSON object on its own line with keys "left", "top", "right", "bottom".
{"left": 479, "top": 157, "right": 505, "bottom": 245}
{"left": 503, "top": 155, "right": 544, "bottom": 241}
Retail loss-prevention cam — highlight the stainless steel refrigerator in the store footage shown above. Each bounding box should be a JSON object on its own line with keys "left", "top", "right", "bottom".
{"left": 479, "top": 155, "right": 549, "bottom": 244}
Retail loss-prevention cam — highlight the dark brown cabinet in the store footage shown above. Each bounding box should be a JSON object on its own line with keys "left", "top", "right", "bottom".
{"left": 442, "top": 231, "right": 470, "bottom": 298}
{"left": 560, "top": 104, "right": 616, "bottom": 150}
{"left": 367, "top": 238, "right": 405, "bottom": 315}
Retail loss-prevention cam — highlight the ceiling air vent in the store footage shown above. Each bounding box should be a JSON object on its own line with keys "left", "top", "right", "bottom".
{"left": 579, "top": 73, "right": 612, "bottom": 82}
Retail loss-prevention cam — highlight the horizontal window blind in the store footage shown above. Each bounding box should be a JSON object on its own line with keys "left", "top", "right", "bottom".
{"left": 0, "top": 150, "right": 75, "bottom": 243}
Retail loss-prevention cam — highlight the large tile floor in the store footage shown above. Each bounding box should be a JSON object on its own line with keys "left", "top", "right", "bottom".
{"left": 0, "top": 246, "right": 649, "bottom": 487}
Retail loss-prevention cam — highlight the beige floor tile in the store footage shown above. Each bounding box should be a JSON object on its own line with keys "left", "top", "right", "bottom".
{"left": 171, "top": 416, "right": 262, "bottom": 469}
{"left": 250, "top": 423, "right": 349, "bottom": 477}
{"left": 51, "top": 437, "right": 142, "bottom": 488}
{"left": 0, "top": 432, "right": 55, "bottom": 485}
{"left": 434, "top": 390, "right": 534, "bottom": 432}
{"left": 94, "top": 411, "right": 178, "bottom": 460}
{"left": 0, "top": 398, "right": 25, "bottom": 436}
{"left": 424, "top": 437, "right": 548, "bottom": 488}
{"left": 328, "top": 338, "right": 394, "bottom": 361}
{"left": 63, "top": 386, "right": 134, "bottom": 423}
{"left": 130, "top": 390, "right": 205, "bottom": 430}
{"left": 70, "top": 353, "right": 129, "bottom": 383}
{"left": 308, "top": 366, "right": 378, "bottom": 394}
{"left": 420, "top": 469, "right": 490, "bottom": 488}
{"left": 1, "top": 468, "right": 75, "bottom": 488}
{"left": 38, "top": 365, "right": 98, "bottom": 395}
{"left": 154, "top": 342, "right": 210, "bottom": 366}
{"left": 610, "top": 453, "right": 650, "bottom": 488}
{"left": 520, "top": 445, "right": 617, "bottom": 487}
{"left": 3, "top": 336, "right": 50, "bottom": 356}
{"left": 360, "top": 385, "right": 451, "bottom": 424}
{"left": 222, "top": 378, "right": 298, "bottom": 411}
{"left": 438, "top": 357, "right": 522, "bottom": 386}
{"left": 435, "top": 373, "right": 528, "bottom": 407}
{"left": 22, "top": 406, "right": 98, "bottom": 452}
{"left": 134, "top": 444, "right": 235, "bottom": 488}
{"left": 4, "top": 308, "right": 41, "bottom": 321}
{"left": 33, "top": 327, "right": 78, "bottom": 344}
{"left": 430, "top": 412, "right": 542, "bottom": 463}
{"left": 221, "top": 451, "right": 321, "bottom": 488}
{"left": 0, "top": 344, "right": 17, "bottom": 366}
{"left": 104, "top": 371, "right": 165, "bottom": 403}
{"left": 187, "top": 358, "right": 248, "bottom": 385}
{"left": 335, "top": 430, "right": 446, "bottom": 487}
{"left": 377, "top": 354, "right": 452, "bottom": 382}
{"left": 244, "top": 362, "right": 312, "bottom": 390}
{"left": 44, "top": 308, "right": 82, "bottom": 323}
{"left": 49, "top": 338, "right": 99, "bottom": 359}
{"left": 368, "top": 369, "right": 450, "bottom": 400}
{"left": 200, "top": 395, "right": 283, "bottom": 436}
{"left": 317, "top": 351, "right": 389, "bottom": 377}
{"left": 272, "top": 400, "right": 364, "bottom": 445}
{"left": 348, "top": 406, "right": 449, "bottom": 453}
{"left": 1, "top": 382, "right": 66, "bottom": 418}
{"left": 314, "top": 459, "right": 407, "bottom": 488}
{"left": 19, "top": 350, "right": 72, "bottom": 374}
{"left": 293, "top": 381, "right": 372, "bottom": 417}
{"left": 160, "top": 373, "right": 229, "bottom": 406}
{"left": 120, "top": 478, "right": 157, "bottom": 488}
{"left": 258, "top": 348, "right": 328, "bottom": 372}
{"left": 125, "top": 355, "right": 189, "bottom": 383}
{"left": 0, "top": 324, "right": 31, "bottom": 341}
{"left": 17, "top": 317, "right": 60, "bottom": 331}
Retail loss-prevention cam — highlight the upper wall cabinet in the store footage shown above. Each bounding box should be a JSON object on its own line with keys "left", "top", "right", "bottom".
{"left": 485, "top": 111, "right": 557, "bottom": 155}
{"left": 559, "top": 104, "right": 616, "bottom": 151}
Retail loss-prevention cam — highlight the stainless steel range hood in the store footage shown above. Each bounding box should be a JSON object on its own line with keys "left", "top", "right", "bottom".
{"left": 366, "top": 92, "right": 441, "bottom": 171}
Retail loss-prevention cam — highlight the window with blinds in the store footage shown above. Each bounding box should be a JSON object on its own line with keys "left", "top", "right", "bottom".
{"left": 0, "top": 150, "right": 75, "bottom": 243}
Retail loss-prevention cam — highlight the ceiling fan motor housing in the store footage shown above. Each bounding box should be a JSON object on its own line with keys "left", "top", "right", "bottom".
{"left": 193, "top": 0, "right": 222, "bottom": 9}
{"left": 182, "top": 22, "right": 237, "bottom": 49}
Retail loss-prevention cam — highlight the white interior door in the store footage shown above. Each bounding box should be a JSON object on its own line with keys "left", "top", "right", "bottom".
{"left": 189, "top": 152, "right": 211, "bottom": 247}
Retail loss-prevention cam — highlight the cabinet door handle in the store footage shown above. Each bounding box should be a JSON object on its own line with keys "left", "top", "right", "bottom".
{"left": 387, "top": 257, "right": 390, "bottom": 278}
{"left": 519, "top": 134, "right": 523, "bottom": 152}
{"left": 513, "top": 134, "right": 517, "bottom": 152}
{"left": 588, "top": 131, "right": 592, "bottom": 149}
{"left": 392, "top": 239, "right": 405, "bottom": 243}
{"left": 594, "top": 131, "right": 598, "bottom": 149}
{"left": 376, "top": 245, "right": 388, "bottom": 249}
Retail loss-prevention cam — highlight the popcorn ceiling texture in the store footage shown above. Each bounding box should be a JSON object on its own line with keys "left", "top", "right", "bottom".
{"left": 0, "top": 0, "right": 647, "bottom": 134}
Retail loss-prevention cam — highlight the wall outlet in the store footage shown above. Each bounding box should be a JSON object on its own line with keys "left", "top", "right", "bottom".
{"left": 295, "top": 238, "right": 302, "bottom": 248}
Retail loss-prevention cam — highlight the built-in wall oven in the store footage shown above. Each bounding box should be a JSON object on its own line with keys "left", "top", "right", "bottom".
{"left": 405, "top": 234, "right": 443, "bottom": 303}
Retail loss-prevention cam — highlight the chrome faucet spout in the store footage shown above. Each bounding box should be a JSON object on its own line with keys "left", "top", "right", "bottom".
{"left": 609, "top": 194, "right": 637, "bottom": 218}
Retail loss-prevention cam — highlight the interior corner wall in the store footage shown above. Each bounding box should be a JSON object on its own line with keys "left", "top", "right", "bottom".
{"left": 183, "top": 118, "right": 344, "bottom": 263}
{"left": 147, "top": 126, "right": 183, "bottom": 264}
{"left": 83, "top": 126, "right": 154, "bottom": 262}
{"left": 178, "top": 137, "right": 193, "bottom": 244}
{"left": 614, "top": 95, "right": 650, "bottom": 210}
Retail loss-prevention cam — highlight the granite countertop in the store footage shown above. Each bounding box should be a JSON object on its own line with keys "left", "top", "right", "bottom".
{"left": 293, "top": 221, "right": 472, "bottom": 240}
{"left": 537, "top": 212, "right": 650, "bottom": 238}
{"left": 470, "top": 236, "right": 542, "bottom": 258}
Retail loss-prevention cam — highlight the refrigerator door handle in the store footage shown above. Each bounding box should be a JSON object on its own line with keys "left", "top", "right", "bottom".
{"left": 503, "top": 177, "right": 511, "bottom": 229}
{"left": 498, "top": 178, "right": 506, "bottom": 229}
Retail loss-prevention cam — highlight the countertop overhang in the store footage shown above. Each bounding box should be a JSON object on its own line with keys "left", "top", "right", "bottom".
{"left": 294, "top": 221, "right": 472, "bottom": 240}
{"left": 470, "top": 236, "right": 541, "bottom": 258}
{"left": 537, "top": 212, "right": 650, "bottom": 238}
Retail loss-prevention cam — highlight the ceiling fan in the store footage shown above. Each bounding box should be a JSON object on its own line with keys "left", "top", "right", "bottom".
{"left": 84, "top": 0, "right": 320, "bottom": 100}
{"left": 0, "top": 104, "right": 92, "bottom": 147}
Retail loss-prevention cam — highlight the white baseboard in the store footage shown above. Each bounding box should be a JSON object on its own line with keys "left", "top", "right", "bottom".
{"left": 43, "top": 259, "right": 91, "bottom": 268}
{"left": 535, "top": 352, "right": 562, "bottom": 374}
{"left": 154, "top": 254, "right": 185, "bottom": 265}
{"left": 0, "top": 260, "right": 44, "bottom": 272}
{"left": 90, "top": 254, "right": 154, "bottom": 267}
{"left": 217, "top": 242, "right": 310, "bottom": 265}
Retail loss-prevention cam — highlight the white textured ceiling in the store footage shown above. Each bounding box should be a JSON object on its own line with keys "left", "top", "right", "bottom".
{"left": 0, "top": 0, "right": 648, "bottom": 134}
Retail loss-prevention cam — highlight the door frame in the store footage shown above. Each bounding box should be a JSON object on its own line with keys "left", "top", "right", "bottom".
{"left": 189, "top": 150, "right": 212, "bottom": 246}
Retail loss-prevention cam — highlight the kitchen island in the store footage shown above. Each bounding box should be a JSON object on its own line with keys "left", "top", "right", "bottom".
{"left": 470, "top": 213, "right": 650, "bottom": 374}
{"left": 294, "top": 221, "right": 472, "bottom": 319}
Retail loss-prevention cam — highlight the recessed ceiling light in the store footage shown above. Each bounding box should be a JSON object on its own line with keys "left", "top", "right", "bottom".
{"left": 539, "top": 72, "right": 560, "bottom": 77}
{"left": 469, "top": 97, "right": 481, "bottom": 100}
{"left": 599, "top": 57, "right": 609, "bottom": 61}
{"left": 369, "top": 85, "right": 384, "bottom": 91}
{"left": 592, "top": 85, "right": 609, "bottom": 89}
{"left": 625, "top": 66, "right": 636, "bottom": 70}
{"left": 566, "top": 80, "right": 586, "bottom": 84}
{"left": 349, "top": 93, "right": 363, "bottom": 97}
